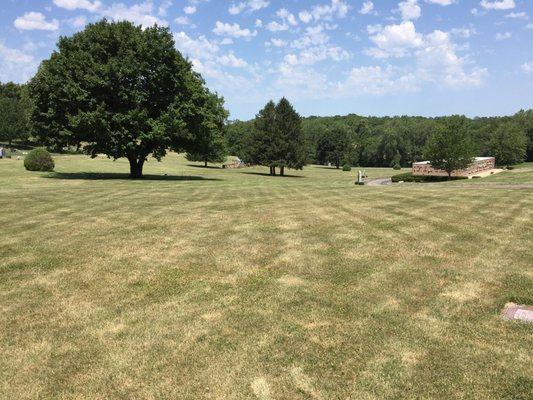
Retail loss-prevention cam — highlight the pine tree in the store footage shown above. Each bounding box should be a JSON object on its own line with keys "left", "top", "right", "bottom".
{"left": 248, "top": 101, "right": 279, "bottom": 175}
{"left": 274, "top": 98, "right": 307, "bottom": 176}
{"left": 247, "top": 98, "right": 307, "bottom": 176}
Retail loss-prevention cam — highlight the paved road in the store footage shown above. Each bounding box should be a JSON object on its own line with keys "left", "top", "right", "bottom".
{"left": 366, "top": 178, "right": 392, "bottom": 186}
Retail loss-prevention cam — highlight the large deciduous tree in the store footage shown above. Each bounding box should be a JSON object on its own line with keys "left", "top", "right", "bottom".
{"left": 424, "top": 116, "right": 476, "bottom": 178}
{"left": 489, "top": 122, "right": 527, "bottom": 166}
{"left": 317, "top": 125, "right": 355, "bottom": 169}
{"left": 185, "top": 92, "right": 228, "bottom": 167}
{"left": 0, "top": 82, "right": 30, "bottom": 147}
{"left": 29, "top": 20, "right": 227, "bottom": 178}
{"left": 248, "top": 98, "right": 306, "bottom": 176}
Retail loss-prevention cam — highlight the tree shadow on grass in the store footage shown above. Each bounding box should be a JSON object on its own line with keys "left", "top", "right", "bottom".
{"left": 43, "top": 172, "right": 222, "bottom": 181}
{"left": 240, "top": 171, "right": 305, "bottom": 178}
{"left": 314, "top": 166, "right": 340, "bottom": 170}
{"left": 186, "top": 164, "right": 223, "bottom": 169}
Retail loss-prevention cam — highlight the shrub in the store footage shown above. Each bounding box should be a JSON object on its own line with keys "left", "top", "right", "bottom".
{"left": 391, "top": 172, "right": 419, "bottom": 183}
{"left": 506, "top": 166, "right": 515, "bottom": 170}
{"left": 392, "top": 163, "right": 402, "bottom": 170}
{"left": 342, "top": 164, "right": 351, "bottom": 172}
{"left": 391, "top": 172, "right": 467, "bottom": 183}
{"left": 24, "top": 148, "right": 54, "bottom": 172}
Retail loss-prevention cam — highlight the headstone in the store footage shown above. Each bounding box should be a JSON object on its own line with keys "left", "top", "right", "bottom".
{"left": 0, "top": 147, "right": 4, "bottom": 159}
{"left": 355, "top": 170, "right": 365, "bottom": 185}
{"left": 501, "top": 303, "right": 533, "bottom": 323}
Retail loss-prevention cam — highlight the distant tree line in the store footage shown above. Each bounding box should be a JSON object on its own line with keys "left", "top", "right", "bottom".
{"left": 0, "top": 82, "right": 31, "bottom": 147}
{"left": 227, "top": 110, "right": 533, "bottom": 168}
{"left": 1, "top": 19, "right": 531, "bottom": 175}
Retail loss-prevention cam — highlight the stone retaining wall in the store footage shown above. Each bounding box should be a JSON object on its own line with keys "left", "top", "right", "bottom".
{"left": 412, "top": 157, "right": 495, "bottom": 177}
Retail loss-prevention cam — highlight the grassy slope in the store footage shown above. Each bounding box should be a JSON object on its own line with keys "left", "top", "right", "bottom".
{"left": 1, "top": 155, "right": 532, "bottom": 399}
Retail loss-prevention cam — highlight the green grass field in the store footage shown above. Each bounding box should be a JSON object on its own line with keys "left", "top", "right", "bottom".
{"left": 1, "top": 154, "right": 532, "bottom": 399}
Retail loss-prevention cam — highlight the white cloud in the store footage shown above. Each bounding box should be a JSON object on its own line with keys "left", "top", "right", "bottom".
{"left": 54, "top": 1, "right": 168, "bottom": 27}
{"left": 14, "top": 12, "right": 59, "bottom": 31}
{"left": 292, "top": 25, "right": 329, "bottom": 49}
{"left": 425, "top": 0, "right": 455, "bottom": 5}
{"left": 277, "top": 8, "right": 298, "bottom": 26}
{"left": 364, "top": 23, "right": 488, "bottom": 90}
{"left": 521, "top": 62, "right": 533, "bottom": 74}
{"left": 298, "top": 0, "right": 349, "bottom": 23}
{"left": 99, "top": 2, "right": 167, "bottom": 27}
{"left": 298, "top": 11, "right": 313, "bottom": 24}
{"left": 173, "top": 31, "right": 261, "bottom": 97}
{"left": 0, "top": 42, "right": 38, "bottom": 83}
{"left": 360, "top": 1, "right": 375, "bottom": 15}
{"left": 158, "top": 0, "right": 172, "bottom": 16}
{"left": 229, "top": 3, "right": 245, "bottom": 15}
{"left": 495, "top": 31, "right": 512, "bottom": 40}
{"left": 398, "top": 0, "right": 421, "bottom": 21}
{"left": 184, "top": 6, "right": 197, "bottom": 14}
{"left": 266, "top": 8, "right": 298, "bottom": 32}
{"left": 213, "top": 21, "right": 257, "bottom": 38}
{"left": 415, "top": 30, "right": 487, "bottom": 87}
{"left": 505, "top": 12, "right": 528, "bottom": 19}
{"left": 255, "top": 19, "right": 263, "bottom": 28}
{"left": 220, "top": 38, "right": 234, "bottom": 45}
{"left": 269, "top": 38, "right": 287, "bottom": 47}
{"left": 527, "top": 23, "right": 533, "bottom": 29}
{"left": 339, "top": 66, "right": 419, "bottom": 95}
{"left": 175, "top": 16, "right": 192, "bottom": 25}
{"left": 53, "top": 0, "right": 101, "bottom": 12}
{"left": 470, "top": 8, "right": 485, "bottom": 16}
{"left": 68, "top": 15, "right": 88, "bottom": 28}
{"left": 174, "top": 32, "right": 220, "bottom": 59}
{"left": 366, "top": 21, "right": 423, "bottom": 58}
{"left": 228, "top": 0, "right": 269, "bottom": 15}
{"left": 266, "top": 21, "right": 289, "bottom": 32}
{"left": 479, "top": 0, "right": 515, "bottom": 11}
{"left": 217, "top": 52, "right": 249, "bottom": 68}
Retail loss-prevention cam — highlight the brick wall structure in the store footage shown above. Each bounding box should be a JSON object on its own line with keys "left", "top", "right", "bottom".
{"left": 412, "top": 157, "right": 496, "bottom": 177}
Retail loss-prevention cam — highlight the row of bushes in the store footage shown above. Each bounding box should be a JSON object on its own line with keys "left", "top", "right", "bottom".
{"left": 391, "top": 172, "right": 467, "bottom": 183}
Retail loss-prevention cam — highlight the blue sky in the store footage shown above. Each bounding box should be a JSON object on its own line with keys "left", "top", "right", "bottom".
{"left": 0, "top": 0, "right": 532, "bottom": 120}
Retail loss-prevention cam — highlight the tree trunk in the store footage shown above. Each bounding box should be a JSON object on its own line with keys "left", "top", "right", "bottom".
{"left": 8, "top": 138, "right": 12, "bottom": 148}
{"left": 280, "top": 166, "right": 285, "bottom": 176}
{"left": 129, "top": 158, "right": 145, "bottom": 179}
{"left": 204, "top": 160, "right": 208, "bottom": 167}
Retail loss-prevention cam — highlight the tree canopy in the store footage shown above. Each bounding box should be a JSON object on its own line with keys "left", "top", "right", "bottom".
{"left": 0, "top": 82, "right": 31, "bottom": 146}
{"left": 489, "top": 122, "right": 527, "bottom": 166}
{"left": 247, "top": 98, "right": 306, "bottom": 176}
{"left": 227, "top": 109, "right": 533, "bottom": 169}
{"left": 29, "top": 19, "right": 227, "bottom": 178}
{"left": 425, "top": 116, "right": 476, "bottom": 177}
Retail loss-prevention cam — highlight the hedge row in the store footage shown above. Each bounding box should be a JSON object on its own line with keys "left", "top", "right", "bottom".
{"left": 391, "top": 172, "right": 467, "bottom": 183}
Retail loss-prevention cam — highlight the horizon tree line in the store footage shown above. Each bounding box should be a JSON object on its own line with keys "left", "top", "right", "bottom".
{"left": 1, "top": 19, "right": 531, "bottom": 176}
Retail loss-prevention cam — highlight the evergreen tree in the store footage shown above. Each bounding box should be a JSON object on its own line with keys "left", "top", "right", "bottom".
{"left": 248, "top": 99, "right": 307, "bottom": 176}
{"left": 274, "top": 98, "right": 307, "bottom": 176}
{"left": 248, "top": 101, "right": 278, "bottom": 175}
{"left": 489, "top": 122, "right": 527, "bottom": 166}
{"left": 425, "top": 116, "right": 476, "bottom": 178}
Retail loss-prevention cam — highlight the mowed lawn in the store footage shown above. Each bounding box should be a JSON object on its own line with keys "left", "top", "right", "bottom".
{"left": 1, "top": 154, "right": 532, "bottom": 400}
